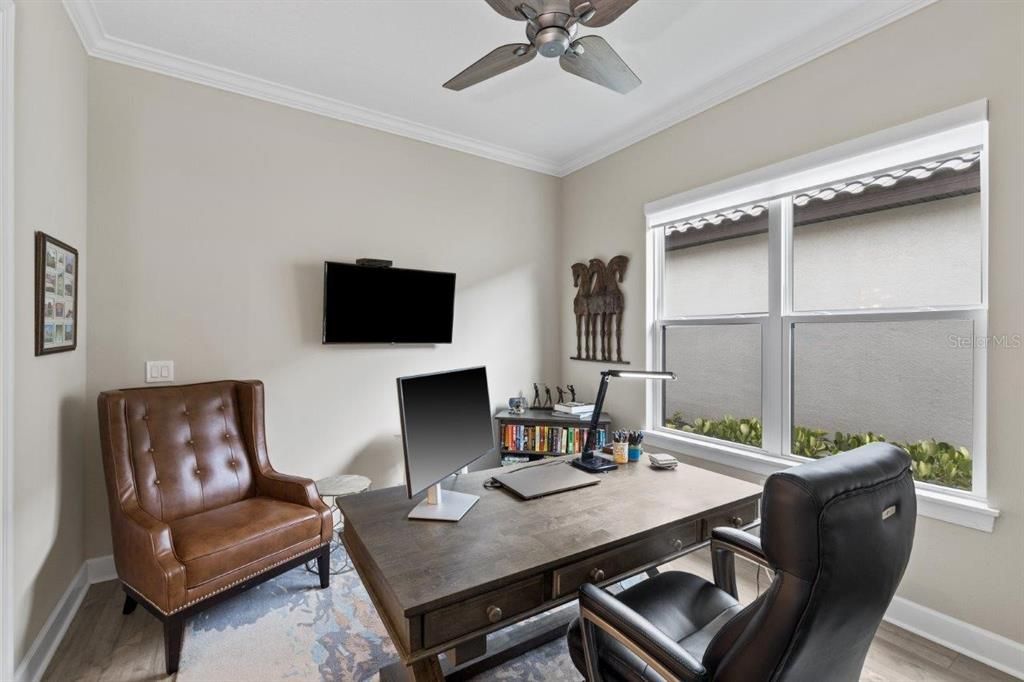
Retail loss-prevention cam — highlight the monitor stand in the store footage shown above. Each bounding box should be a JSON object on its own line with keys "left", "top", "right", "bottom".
{"left": 408, "top": 483, "right": 479, "bottom": 522}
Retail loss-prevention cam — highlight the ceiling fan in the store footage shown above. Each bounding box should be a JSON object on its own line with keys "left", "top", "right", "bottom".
{"left": 444, "top": 0, "right": 640, "bottom": 94}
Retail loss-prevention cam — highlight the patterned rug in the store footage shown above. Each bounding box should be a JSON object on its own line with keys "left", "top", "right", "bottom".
{"left": 175, "top": 552, "right": 583, "bottom": 681}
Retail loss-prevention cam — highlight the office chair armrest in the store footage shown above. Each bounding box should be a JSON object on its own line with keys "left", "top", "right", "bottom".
{"left": 710, "top": 527, "right": 770, "bottom": 599}
{"left": 579, "top": 583, "right": 708, "bottom": 682}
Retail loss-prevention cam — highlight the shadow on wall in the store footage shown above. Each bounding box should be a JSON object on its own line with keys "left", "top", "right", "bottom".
{"left": 346, "top": 434, "right": 406, "bottom": 489}
{"left": 20, "top": 394, "right": 86, "bottom": 663}
{"left": 293, "top": 262, "right": 323, "bottom": 347}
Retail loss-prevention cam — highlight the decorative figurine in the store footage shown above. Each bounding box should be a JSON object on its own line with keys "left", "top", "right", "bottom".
{"left": 543, "top": 385, "right": 553, "bottom": 409}
{"left": 567, "top": 384, "right": 577, "bottom": 402}
{"left": 508, "top": 393, "right": 527, "bottom": 415}
{"left": 556, "top": 386, "right": 566, "bottom": 404}
{"left": 532, "top": 383, "right": 541, "bottom": 408}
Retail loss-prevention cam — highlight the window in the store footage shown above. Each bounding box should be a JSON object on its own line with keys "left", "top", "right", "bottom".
{"left": 646, "top": 113, "right": 987, "bottom": 498}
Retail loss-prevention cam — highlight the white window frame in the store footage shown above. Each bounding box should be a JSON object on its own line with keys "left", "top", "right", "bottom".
{"left": 643, "top": 101, "right": 999, "bottom": 532}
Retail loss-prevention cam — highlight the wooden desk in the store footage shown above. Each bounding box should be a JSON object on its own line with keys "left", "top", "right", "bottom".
{"left": 339, "top": 456, "right": 762, "bottom": 681}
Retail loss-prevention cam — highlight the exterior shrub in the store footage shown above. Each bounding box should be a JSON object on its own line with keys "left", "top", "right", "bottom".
{"left": 664, "top": 412, "right": 971, "bottom": 490}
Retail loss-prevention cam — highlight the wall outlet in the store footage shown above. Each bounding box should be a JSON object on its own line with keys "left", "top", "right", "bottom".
{"left": 145, "top": 360, "right": 174, "bottom": 383}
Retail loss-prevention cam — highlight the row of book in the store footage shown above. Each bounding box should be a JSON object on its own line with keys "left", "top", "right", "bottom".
{"left": 501, "top": 424, "right": 607, "bottom": 454}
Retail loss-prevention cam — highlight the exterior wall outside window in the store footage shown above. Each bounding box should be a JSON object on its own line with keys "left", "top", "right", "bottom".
{"left": 663, "top": 192, "right": 979, "bottom": 445}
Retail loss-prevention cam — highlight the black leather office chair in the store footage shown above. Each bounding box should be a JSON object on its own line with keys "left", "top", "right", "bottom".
{"left": 567, "top": 442, "right": 916, "bottom": 681}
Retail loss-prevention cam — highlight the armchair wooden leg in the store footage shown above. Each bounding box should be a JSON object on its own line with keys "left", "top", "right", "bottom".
{"left": 318, "top": 545, "right": 331, "bottom": 589}
{"left": 122, "top": 592, "right": 138, "bottom": 615}
{"left": 164, "top": 614, "right": 185, "bottom": 675}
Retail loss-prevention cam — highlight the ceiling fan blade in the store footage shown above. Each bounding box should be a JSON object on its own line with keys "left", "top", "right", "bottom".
{"left": 444, "top": 44, "right": 537, "bottom": 91}
{"left": 484, "top": 0, "right": 527, "bottom": 20}
{"left": 572, "top": 0, "right": 638, "bottom": 26}
{"left": 559, "top": 35, "right": 640, "bottom": 93}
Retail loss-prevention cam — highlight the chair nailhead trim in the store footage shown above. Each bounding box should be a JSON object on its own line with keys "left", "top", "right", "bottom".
{"left": 121, "top": 541, "right": 330, "bottom": 616}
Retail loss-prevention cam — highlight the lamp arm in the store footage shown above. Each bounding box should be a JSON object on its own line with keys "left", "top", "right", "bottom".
{"left": 582, "top": 373, "right": 611, "bottom": 456}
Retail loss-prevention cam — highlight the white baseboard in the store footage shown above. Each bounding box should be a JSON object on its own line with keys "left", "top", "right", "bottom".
{"left": 13, "top": 564, "right": 89, "bottom": 682}
{"left": 12, "top": 556, "right": 118, "bottom": 682}
{"left": 885, "top": 596, "right": 1024, "bottom": 680}
{"left": 16, "top": 554, "right": 1023, "bottom": 681}
{"left": 85, "top": 555, "right": 117, "bottom": 584}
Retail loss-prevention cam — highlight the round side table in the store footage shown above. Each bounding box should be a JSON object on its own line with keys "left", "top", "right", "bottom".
{"left": 305, "top": 474, "right": 371, "bottom": 576}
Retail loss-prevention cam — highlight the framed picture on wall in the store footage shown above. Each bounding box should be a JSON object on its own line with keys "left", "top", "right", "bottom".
{"left": 35, "top": 231, "right": 79, "bottom": 356}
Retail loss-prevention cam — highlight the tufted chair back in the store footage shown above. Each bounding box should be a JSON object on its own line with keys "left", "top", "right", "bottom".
{"left": 116, "top": 381, "right": 257, "bottom": 521}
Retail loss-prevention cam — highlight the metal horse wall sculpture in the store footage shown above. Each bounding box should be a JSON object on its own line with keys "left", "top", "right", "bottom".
{"left": 570, "top": 255, "right": 629, "bottom": 364}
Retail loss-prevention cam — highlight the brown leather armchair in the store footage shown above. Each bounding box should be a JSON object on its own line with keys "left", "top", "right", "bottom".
{"left": 98, "top": 380, "right": 333, "bottom": 674}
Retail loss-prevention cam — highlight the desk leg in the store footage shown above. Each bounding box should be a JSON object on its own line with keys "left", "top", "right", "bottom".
{"left": 380, "top": 656, "right": 445, "bottom": 682}
{"left": 444, "top": 636, "right": 487, "bottom": 667}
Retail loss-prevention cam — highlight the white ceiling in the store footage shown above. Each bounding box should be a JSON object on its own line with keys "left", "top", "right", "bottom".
{"left": 65, "top": 0, "right": 930, "bottom": 176}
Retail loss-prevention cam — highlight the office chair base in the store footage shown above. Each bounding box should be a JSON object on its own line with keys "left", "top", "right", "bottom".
{"left": 570, "top": 455, "right": 618, "bottom": 473}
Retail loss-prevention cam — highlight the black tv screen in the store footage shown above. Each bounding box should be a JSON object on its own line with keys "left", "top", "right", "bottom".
{"left": 322, "top": 262, "right": 456, "bottom": 344}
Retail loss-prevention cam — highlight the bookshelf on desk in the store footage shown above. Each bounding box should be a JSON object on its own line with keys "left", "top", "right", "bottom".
{"left": 495, "top": 408, "right": 612, "bottom": 466}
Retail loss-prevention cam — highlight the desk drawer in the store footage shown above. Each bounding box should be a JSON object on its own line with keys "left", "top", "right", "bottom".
{"left": 552, "top": 520, "right": 697, "bottom": 599}
{"left": 701, "top": 501, "right": 759, "bottom": 540}
{"left": 422, "top": 575, "right": 545, "bottom": 648}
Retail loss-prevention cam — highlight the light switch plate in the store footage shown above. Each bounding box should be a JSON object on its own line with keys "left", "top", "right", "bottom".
{"left": 145, "top": 360, "right": 174, "bottom": 383}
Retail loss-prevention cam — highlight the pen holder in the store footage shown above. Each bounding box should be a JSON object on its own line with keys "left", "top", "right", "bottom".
{"left": 612, "top": 442, "right": 629, "bottom": 464}
{"left": 628, "top": 445, "right": 642, "bottom": 462}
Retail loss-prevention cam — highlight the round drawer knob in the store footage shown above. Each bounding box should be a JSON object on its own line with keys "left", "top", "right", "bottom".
{"left": 730, "top": 516, "right": 743, "bottom": 527}
{"left": 486, "top": 605, "right": 502, "bottom": 623}
{"left": 672, "top": 538, "right": 684, "bottom": 552}
{"left": 590, "top": 568, "right": 606, "bottom": 582}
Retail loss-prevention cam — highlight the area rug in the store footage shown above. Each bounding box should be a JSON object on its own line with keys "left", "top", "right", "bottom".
{"left": 175, "top": 555, "right": 583, "bottom": 681}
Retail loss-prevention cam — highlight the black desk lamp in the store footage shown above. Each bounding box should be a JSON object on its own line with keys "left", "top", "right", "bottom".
{"left": 570, "top": 369, "right": 677, "bottom": 473}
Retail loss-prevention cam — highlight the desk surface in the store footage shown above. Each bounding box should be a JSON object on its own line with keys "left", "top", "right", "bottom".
{"left": 339, "top": 456, "right": 761, "bottom": 618}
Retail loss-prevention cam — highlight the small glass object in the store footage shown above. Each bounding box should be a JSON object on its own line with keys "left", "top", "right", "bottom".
{"left": 612, "top": 441, "right": 629, "bottom": 464}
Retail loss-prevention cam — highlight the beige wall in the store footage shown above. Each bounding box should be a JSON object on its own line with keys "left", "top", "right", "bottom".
{"left": 13, "top": 0, "right": 89, "bottom": 664}
{"left": 83, "top": 59, "right": 562, "bottom": 557}
{"left": 560, "top": 0, "right": 1023, "bottom": 642}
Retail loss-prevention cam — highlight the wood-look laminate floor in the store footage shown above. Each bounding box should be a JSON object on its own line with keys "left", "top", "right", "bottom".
{"left": 43, "top": 548, "right": 1016, "bottom": 682}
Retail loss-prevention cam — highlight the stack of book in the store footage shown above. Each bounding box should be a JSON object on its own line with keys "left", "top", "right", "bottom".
{"left": 553, "top": 402, "right": 596, "bottom": 419}
{"left": 500, "top": 424, "right": 607, "bottom": 454}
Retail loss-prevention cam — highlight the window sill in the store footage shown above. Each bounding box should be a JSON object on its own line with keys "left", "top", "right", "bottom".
{"left": 643, "top": 429, "right": 1000, "bottom": 533}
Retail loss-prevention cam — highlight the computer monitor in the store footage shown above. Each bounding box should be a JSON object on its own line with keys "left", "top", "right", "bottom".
{"left": 397, "top": 366, "right": 495, "bottom": 521}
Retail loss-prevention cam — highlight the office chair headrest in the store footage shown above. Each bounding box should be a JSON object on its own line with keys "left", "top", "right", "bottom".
{"left": 760, "top": 443, "right": 913, "bottom": 581}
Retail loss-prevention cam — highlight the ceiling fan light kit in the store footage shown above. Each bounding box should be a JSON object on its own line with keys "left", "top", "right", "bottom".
{"left": 444, "top": 0, "right": 640, "bottom": 94}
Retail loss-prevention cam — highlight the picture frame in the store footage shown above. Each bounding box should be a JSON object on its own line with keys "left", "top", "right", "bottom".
{"left": 35, "top": 231, "right": 79, "bottom": 356}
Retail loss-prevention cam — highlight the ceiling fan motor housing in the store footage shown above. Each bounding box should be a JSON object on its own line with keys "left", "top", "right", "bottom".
{"left": 526, "top": 12, "right": 577, "bottom": 58}
{"left": 535, "top": 27, "right": 570, "bottom": 57}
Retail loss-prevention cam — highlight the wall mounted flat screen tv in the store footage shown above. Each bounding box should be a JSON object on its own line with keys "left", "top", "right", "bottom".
{"left": 322, "top": 262, "right": 456, "bottom": 344}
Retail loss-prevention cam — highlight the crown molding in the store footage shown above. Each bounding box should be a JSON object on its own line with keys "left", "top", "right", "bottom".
{"left": 553, "top": 0, "right": 936, "bottom": 176}
{"left": 64, "top": 0, "right": 934, "bottom": 179}
{"left": 61, "top": 0, "right": 562, "bottom": 176}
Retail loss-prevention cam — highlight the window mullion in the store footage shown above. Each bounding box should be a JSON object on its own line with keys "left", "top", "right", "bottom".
{"left": 780, "top": 199, "right": 794, "bottom": 459}
{"left": 763, "top": 199, "right": 785, "bottom": 457}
